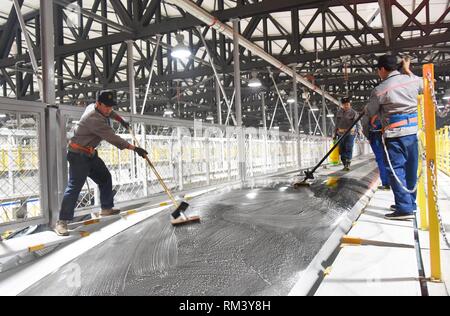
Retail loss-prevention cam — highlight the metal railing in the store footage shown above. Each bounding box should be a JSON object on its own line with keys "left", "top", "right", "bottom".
{"left": 0, "top": 98, "right": 370, "bottom": 235}
{"left": 0, "top": 99, "right": 48, "bottom": 234}
{"left": 437, "top": 126, "right": 450, "bottom": 176}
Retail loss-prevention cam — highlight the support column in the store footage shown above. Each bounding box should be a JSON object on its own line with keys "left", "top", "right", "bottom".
{"left": 293, "top": 68, "right": 301, "bottom": 167}
{"left": 261, "top": 92, "right": 267, "bottom": 130}
{"left": 308, "top": 110, "right": 312, "bottom": 135}
{"left": 127, "top": 40, "right": 136, "bottom": 114}
{"left": 215, "top": 77, "right": 223, "bottom": 125}
{"left": 321, "top": 85, "right": 327, "bottom": 137}
{"left": 41, "top": 0, "right": 59, "bottom": 225}
{"left": 232, "top": 18, "right": 245, "bottom": 182}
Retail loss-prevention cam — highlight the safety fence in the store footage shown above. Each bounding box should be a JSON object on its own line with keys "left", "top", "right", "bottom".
{"left": 0, "top": 99, "right": 48, "bottom": 234}
{"left": 437, "top": 126, "right": 450, "bottom": 176}
{"left": 0, "top": 98, "right": 371, "bottom": 235}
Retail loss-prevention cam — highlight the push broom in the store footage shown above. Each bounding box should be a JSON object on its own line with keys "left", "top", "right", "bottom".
{"left": 128, "top": 127, "right": 200, "bottom": 226}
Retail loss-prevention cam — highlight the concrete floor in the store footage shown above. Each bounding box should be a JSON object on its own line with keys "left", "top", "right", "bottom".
{"left": 19, "top": 159, "right": 378, "bottom": 296}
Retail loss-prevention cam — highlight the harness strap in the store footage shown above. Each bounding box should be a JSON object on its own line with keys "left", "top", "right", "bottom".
{"left": 69, "top": 142, "right": 96, "bottom": 156}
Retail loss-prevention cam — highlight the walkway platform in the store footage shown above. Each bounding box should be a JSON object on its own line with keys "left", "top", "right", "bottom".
{"left": 315, "top": 173, "right": 450, "bottom": 296}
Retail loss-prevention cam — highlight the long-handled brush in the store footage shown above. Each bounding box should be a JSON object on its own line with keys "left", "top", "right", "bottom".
{"left": 294, "top": 111, "right": 365, "bottom": 188}
{"left": 128, "top": 128, "right": 200, "bottom": 226}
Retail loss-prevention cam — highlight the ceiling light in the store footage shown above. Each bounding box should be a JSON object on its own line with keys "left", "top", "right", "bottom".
{"left": 248, "top": 71, "right": 262, "bottom": 88}
{"left": 206, "top": 114, "right": 214, "bottom": 122}
{"left": 287, "top": 92, "right": 296, "bottom": 104}
{"left": 164, "top": 106, "right": 174, "bottom": 117}
{"left": 171, "top": 34, "right": 191, "bottom": 59}
{"left": 327, "top": 112, "right": 335, "bottom": 118}
{"left": 443, "top": 89, "right": 450, "bottom": 100}
{"left": 310, "top": 106, "right": 320, "bottom": 111}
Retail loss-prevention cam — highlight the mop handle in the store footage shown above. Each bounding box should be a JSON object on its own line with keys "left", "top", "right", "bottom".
{"left": 128, "top": 128, "right": 180, "bottom": 208}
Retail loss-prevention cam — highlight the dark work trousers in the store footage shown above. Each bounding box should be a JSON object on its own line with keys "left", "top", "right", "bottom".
{"left": 369, "top": 131, "right": 390, "bottom": 187}
{"left": 338, "top": 134, "right": 356, "bottom": 165}
{"left": 59, "top": 151, "right": 114, "bottom": 221}
{"left": 385, "top": 134, "right": 418, "bottom": 214}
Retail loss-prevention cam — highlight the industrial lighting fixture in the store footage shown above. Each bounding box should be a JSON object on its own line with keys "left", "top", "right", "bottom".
{"left": 302, "top": 90, "right": 310, "bottom": 100}
{"left": 248, "top": 71, "right": 262, "bottom": 88}
{"left": 443, "top": 89, "right": 450, "bottom": 100}
{"left": 206, "top": 114, "right": 214, "bottom": 122}
{"left": 171, "top": 34, "right": 191, "bottom": 59}
{"left": 287, "top": 92, "right": 296, "bottom": 104}
{"left": 0, "top": 114, "right": 6, "bottom": 118}
{"left": 315, "top": 50, "right": 321, "bottom": 63}
{"left": 327, "top": 112, "right": 335, "bottom": 118}
{"left": 310, "top": 105, "right": 320, "bottom": 111}
{"left": 163, "top": 105, "right": 174, "bottom": 117}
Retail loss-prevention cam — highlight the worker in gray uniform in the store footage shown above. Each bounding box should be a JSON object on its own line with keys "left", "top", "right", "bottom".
{"left": 366, "top": 55, "right": 422, "bottom": 220}
{"left": 55, "top": 90, "right": 148, "bottom": 236}
{"left": 334, "top": 97, "right": 362, "bottom": 171}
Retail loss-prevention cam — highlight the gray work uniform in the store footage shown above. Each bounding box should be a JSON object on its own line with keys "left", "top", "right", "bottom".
{"left": 366, "top": 71, "right": 423, "bottom": 138}
{"left": 70, "top": 104, "right": 129, "bottom": 151}
{"left": 335, "top": 108, "right": 361, "bottom": 135}
{"left": 365, "top": 70, "right": 423, "bottom": 215}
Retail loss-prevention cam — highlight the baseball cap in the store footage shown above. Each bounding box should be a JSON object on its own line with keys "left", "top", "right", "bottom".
{"left": 376, "top": 55, "right": 398, "bottom": 71}
{"left": 97, "top": 90, "right": 117, "bottom": 107}
{"left": 341, "top": 97, "right": 351, "bottom": 104}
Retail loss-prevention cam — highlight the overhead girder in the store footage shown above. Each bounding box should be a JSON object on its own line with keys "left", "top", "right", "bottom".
{"left": 0, "top": 0, "right": 449, "bottom": 127}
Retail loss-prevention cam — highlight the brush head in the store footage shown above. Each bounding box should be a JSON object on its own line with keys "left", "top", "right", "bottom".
{"left": 171, "top": 215, "right": 201, "bottom": 226}
{"left": 293, "top": 181, "right": 312, "bottom": 188}
{"left": 171, "top": 201, "right": 190, "bottom": 219}
{"left": 292, "top": 170, "right": 314, "bottom": 188}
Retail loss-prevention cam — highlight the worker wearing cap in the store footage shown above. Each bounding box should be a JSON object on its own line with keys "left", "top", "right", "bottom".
{"left": 55, "top": 90, "right": 149, "bottom": 236}
{"left": 366, "top": 55, "right": 422, "bottom": 220}
{"left": 335, "top": 97, "right": 361, "bottom": 171}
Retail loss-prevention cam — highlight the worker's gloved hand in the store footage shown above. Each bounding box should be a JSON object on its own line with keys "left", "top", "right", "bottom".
{"left": 121, "top": 120, "right": 130, "bottom": 130}
{"left": 134, "top": 147, "right": 148, "bottom": 158}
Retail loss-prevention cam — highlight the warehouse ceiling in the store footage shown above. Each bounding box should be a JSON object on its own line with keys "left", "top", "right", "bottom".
{"left": 0, "top": 0, "right": 449, "bottom": 131}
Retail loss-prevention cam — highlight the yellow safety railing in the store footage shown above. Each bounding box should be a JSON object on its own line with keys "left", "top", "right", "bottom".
{"left": 417, "top": 95, "right": 428, "bottom": 231}
{"left": 436, "top": 126, "right": 450, "bottom": 176}
{"left": 423, "top": 63, "right": 441, "bottom": 282}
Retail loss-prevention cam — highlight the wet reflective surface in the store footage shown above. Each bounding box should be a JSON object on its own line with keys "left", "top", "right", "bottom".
{"left": 22, "top": 159, "right": 378, "bottom": 296}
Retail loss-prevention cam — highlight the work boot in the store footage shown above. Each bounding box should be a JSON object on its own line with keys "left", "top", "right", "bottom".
{"left": 385, "top": 211, "right": 415, "bottom": 221}
{"left": 99, "top": 209, "right": 121, "bottom": 217}
{"left": 54, "top": 220, "right": 69, "bottom": 237}
{"left": 378, "top": 185, "right": 391, "bottom": 191}
{"left": 342, "top": 163, "right": 350, "bottom": 171}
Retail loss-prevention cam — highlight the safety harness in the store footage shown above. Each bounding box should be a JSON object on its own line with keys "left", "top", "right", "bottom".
{"left": 68, "top": 141, "right": 96, "bottom": 157}
{"left": 384, "top": 113, "right": 418, "bottom": 133}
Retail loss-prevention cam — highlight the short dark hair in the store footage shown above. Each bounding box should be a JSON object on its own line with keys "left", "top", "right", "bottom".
{"left": 341, "top": 97, "right": 351, "bottom": 104}
{"left": 376, "top": 55, "right": 398, "bottom": 71}
{"left": 97, "top": 90, "right": 117, "bottom": 107}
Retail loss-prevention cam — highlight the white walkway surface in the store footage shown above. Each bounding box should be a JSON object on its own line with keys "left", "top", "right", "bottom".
{"left": 316, "top": 172, "right": 450, "bottom": 296}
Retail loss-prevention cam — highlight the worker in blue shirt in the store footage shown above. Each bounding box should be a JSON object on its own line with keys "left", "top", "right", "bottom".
{"left": 366, "top": 55, "right": 422, "bottom": 220}
{"left": 335, "top": 97, "right": 362, "bottom": 171}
